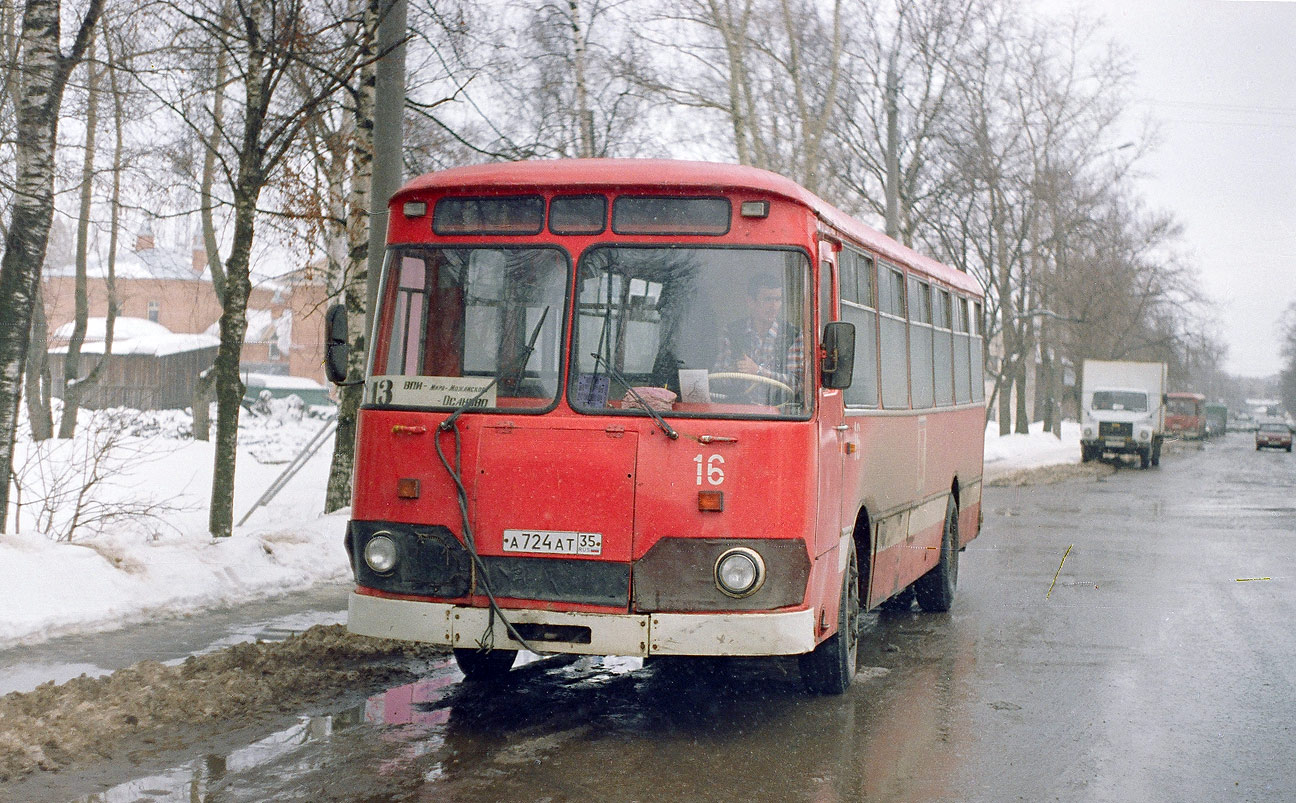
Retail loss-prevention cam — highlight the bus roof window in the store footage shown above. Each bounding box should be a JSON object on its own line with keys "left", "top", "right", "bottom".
{"left": 550, "top": 195, "right": 607, "bottom": 235}
{"left": 433, "top": 196, "right": 545, "bottom": 235}
{"left": 611, "top": 197, "right": 731, "bottom": 235}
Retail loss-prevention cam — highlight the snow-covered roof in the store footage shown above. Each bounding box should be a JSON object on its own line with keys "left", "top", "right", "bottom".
{"left": 243, "top": 372, "right": 325, "bottom": 390}
{"left": 49, "top": 317, "right": 220, "bottom": 356}
{"left": 47, "top": 246, "right": 211, "bottom": 282}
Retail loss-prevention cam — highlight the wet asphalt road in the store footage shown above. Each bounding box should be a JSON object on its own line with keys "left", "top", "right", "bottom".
{"left": 23, "top": 432, "right": 1296, "bottom": 802}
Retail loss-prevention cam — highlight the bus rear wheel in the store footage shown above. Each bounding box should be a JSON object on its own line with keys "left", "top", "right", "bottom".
{"left": 799, "top": 543, "right": 860, "bottom": 694}
{"left": 915, "top": 498, "right": 959, "bottom": 613}
{"left": 453, "top": 647, "right": 518, "bottom": 681}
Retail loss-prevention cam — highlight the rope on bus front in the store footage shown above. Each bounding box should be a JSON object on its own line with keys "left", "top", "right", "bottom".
{"left": 433, "top": 307, "right": 554, "bottom": 658}
{"left": 433, "top": 421, "right": 549, "bottom": 656}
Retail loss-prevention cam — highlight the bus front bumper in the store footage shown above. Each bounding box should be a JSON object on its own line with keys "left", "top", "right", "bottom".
{"left": 348, "top": 592, "right": 817, "bottom": 657}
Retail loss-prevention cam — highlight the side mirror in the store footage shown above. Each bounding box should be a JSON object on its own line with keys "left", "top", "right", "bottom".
{"left": 821, "top": 321, "right": 855, "bottom": 390}
{"left": 324, "top": 303, "right": 349, "bottom": 384}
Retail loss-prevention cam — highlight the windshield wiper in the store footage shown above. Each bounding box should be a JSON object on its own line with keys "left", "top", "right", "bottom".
{"left": 589, "top": 351, "right": 679, "bottom": 440}
{"left": 440, "top": 306, "right": 550, "bottom": 432}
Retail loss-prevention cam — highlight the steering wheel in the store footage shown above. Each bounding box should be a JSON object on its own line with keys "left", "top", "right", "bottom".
{"left": 708, "top": 371, "right": 796, "bottom": 402}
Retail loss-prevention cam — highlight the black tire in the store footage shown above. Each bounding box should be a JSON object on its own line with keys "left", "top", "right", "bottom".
{"left": 453, "top": 647, "right": 517, "bottom": 681}
{"left": 799, "top": 543, "right": 860, "bottom": 694}
{"left": 879, "top": 584, "right": 915, "bottom": 611}
{"left": 1139, "top": 447, "right": 1151, "bottom": 469}
{"left": 915, "top": 497, "right": 959, "bottom": 613}
{"left": 1080, "top": 445, "right": 1092, "bottom": 463}
{"left": 1151, "top": 439, "right": 1162, "bottom": 467}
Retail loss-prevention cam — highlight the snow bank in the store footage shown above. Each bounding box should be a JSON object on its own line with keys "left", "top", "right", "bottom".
{"left": 1, "top": 409, "right": 348, "bottom": 650}
{"left": 982, "top": 419, "right": 1082, "bottom": 479}
{"left": 0, "top": 407, "right": 1081, "bottom": 649}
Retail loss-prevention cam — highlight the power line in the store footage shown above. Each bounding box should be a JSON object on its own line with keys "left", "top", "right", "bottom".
{"left": 1141, "top": 98, "right": 1296, "bottom": 118}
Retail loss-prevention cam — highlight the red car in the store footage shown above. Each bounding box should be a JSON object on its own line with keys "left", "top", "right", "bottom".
{"left": 1255, "top": 421, "right": 1293, "bottom": 452}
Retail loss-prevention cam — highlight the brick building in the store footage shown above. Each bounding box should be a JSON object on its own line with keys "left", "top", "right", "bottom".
{"left": 43, "top": 228, "right": 330, "bottom": 386}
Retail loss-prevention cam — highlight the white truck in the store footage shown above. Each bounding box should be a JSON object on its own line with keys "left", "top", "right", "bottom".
{"left": 1079, "top": 360, "right": 1167, "bottom": 469}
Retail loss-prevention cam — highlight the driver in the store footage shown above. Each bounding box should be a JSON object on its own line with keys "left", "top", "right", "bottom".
{"left": 713, "top": 274, "right": 803, "bottom": 402}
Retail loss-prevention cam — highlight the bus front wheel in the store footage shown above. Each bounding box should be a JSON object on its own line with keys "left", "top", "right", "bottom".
{"left": 454, "top": 647, "right": 518, "bottom": 682}
{"left": 799, "top": 543, "right": 860, "bottom": 694}
{"left": 915, "top": 498, "right": 959, "bottom": 613}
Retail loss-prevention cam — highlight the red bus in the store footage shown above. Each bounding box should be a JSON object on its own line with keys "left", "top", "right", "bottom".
{"left": 333, "top": 160, "right": 986, "bottom": 694}
{"left": 1165, "top": 392, "right": 1206, "bottom": 439}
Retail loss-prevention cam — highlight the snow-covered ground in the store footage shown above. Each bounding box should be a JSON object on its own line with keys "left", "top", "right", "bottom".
{"left": 0, "top": 409, "right": 1079, "bottom": 650}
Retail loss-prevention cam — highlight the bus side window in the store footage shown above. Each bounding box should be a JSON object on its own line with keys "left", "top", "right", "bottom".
{"left": 878, "top": 264, "right": 909, "bottom": 409}
{"left": 908, "top": 276, "right": 934, "bottom": 409}
{"left": 843, "top": 251, "right": 878, "bottom": 407}
{"left": 934, "top": 288, "right": 954, "bottom": 406}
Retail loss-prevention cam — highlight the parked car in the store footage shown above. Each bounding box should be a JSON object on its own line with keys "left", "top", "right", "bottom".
{"left": 1255, "top": 420, "right": 1293, "bottom": 452}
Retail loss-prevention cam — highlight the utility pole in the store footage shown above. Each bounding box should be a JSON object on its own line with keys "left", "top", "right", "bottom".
{"left": 883, "top": 44, "right": 901, "bottom": 241}
{"left": 365, "top": 0, "right": 407, "bottom": 335}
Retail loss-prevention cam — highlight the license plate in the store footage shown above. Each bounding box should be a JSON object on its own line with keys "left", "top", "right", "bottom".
{"left": 502, "top": 529, "right": 602, "bottom": 556}
{"left": 1106, "top": 440, "right": 1125, "bottom": 448}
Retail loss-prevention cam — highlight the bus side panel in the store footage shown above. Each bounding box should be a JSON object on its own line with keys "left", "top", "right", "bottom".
{"left": 845, "top": 405, "right": 984, "bottom": 607}
{"left": 930, "top": 405, "right": 985, "bottom": 548}
{"left": 844, "top": 414, "right": 919, "bottom": 606}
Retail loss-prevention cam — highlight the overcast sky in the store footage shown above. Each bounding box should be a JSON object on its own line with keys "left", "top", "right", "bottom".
{"left": 1037, "top": 0, "right": 1296, "bottom": 377}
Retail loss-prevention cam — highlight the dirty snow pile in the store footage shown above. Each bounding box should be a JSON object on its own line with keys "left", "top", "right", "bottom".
{"left": 0, "top": 403, "right": 348, "bottom": 650}
{"left": 0, "top": 405, "right": 1079, "bottom": 649}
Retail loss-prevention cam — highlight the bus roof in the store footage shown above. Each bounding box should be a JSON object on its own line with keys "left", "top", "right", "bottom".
{"left": 395, "top": 159, "right": 981, "bottom": 296}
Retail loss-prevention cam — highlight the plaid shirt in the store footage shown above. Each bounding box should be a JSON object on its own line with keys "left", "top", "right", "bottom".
{"left": 715, "top": 318, "right": 804, "bottom": 389}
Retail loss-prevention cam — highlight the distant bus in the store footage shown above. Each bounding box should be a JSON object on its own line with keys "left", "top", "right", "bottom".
{"left": 334, "top": 160, "right": 986, "bottom": 694}
{"left": 1204, "top": 402, "right": 1228, "bottom": 437}
{"left": 1166, "top": 392, "right": 1206, "bottom": 439}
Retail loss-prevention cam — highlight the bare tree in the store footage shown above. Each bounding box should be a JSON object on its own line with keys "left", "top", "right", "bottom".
{"left": 830, "top": 0, "right": 986, "bottom": 244}
{"left": 642, "top": 0, "right": 845, "bottom": 191}
{"left": 58, "top": 31, "right": 121, "bottom": 439}
{"left": 0, "top": 0, "right": 105, "bottom": 531}
{"left": 1278, "top": 301, "right": 1296, "bottom": 416}
{"left": 149, "top": 0, "right": 372, "bottom": 537}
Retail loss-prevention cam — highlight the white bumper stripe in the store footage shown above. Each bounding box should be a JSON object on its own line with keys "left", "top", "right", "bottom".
{"left": 348, "top": 593, "right": 816, "bottom": 657}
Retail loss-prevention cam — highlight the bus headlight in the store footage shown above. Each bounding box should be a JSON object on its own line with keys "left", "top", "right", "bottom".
{"left": 1083, "top": 426, "right": 1094, "bottom": 439}
{"left": 364, "top": 534, "right": 399, "bottom": 574}
{"left": 714, "top": 547, "right": 765, "bottom": 598}
{"left": 1138, "top": 429, "right": 1151, "bottom": 441}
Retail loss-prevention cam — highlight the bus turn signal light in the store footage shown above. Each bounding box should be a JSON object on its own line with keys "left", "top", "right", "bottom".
{"left": 397, "top": 478, "right": 420, "bottom": 499}
{"left": 698, "top": 490, "right": 724, "bottom": 512}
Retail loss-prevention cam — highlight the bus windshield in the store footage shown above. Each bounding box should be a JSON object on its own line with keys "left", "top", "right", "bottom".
{"left": 370, "top": 246, "right": 567, "bottom": 410}
{"left": 1092, "top": 390, "right": 1148, "bottom": 412}
{"left": 569, "top": 246, "right": 812, "bottom": 418}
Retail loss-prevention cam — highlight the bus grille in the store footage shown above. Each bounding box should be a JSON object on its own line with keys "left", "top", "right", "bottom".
{"left": 1099, "top": 422, "right": 1132, "bottom": 438}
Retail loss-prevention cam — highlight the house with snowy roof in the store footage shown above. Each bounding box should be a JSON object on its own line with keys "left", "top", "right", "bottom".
{"left": 42, "top": 224, "right": 331, "bottom": 402}
{"left": 47, "top": 317, "right": 220, "bottom": 409}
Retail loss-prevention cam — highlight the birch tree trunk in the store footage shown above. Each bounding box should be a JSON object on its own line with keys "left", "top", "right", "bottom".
{"left": 569, "top": 0, "right": 593, "bottom": 158}
{"left": 0, "top": 0, "right": 104, "bottom": 531}
{"left": 325, "top": 0, "right": 378, "bottom": 514}
{"left": 24, "top": 283, "right": 54, "bottom": 441}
